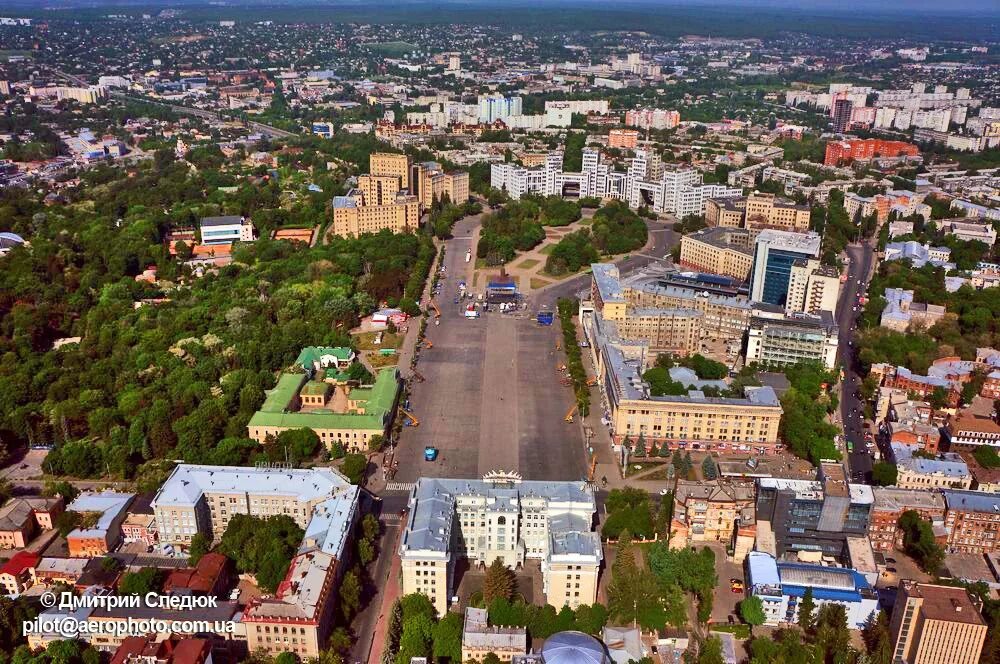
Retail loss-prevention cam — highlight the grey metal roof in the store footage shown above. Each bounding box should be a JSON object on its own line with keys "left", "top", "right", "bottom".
{"left": 402, "top": 478, "right": 596, "bottom": 555}
{"left": 200, "top": 215, "right": 243, "bottom": 226}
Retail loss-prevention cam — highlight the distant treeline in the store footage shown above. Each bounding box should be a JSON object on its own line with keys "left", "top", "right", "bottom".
{"left": 9, "top": 2, "right": 1000, "bottom": 41}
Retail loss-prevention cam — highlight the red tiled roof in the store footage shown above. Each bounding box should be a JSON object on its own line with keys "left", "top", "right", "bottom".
{"left": 0, "top": 551, "right": 40, "bottom": 576}
{"left": 163, "top": 552, "right": 228, "bottom": 594}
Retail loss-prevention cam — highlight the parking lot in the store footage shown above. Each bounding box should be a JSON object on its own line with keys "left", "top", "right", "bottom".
{"left": 393, "top": 218, "right": 587, "bottom": 483}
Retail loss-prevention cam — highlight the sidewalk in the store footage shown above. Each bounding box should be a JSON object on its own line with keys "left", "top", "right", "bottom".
{"left": 366, "top": 522, "right": 403, "bottom": 664}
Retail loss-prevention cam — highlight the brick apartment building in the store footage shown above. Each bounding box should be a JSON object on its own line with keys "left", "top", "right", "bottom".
{"left": 824, "top": 139, "right": 920, "bottom": 167}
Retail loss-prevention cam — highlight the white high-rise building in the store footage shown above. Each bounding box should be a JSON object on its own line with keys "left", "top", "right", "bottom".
{"left": 478, "top": 94, "right": 522, "bottom": 123}
{"left": 490, "top": 148, "right": 738, "bottom": 217}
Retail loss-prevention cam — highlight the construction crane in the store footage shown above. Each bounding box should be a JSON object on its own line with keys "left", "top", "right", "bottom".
{"left": 586, "top": 376, "right": 597, "bottom": 386}
{"left": 556, "top": 340, "right": 561, "bottom": 351}
{"left": 400, "top": 409, "right": 420, "bottom": 427}
{"left": 587, "top": 454, "right": 598, "bottom": 482}
{"left": 429, "top": 298, "right": 441, "bottom": 318}
{"left": 564, "top": 403, "right": 578, "bottom": 423}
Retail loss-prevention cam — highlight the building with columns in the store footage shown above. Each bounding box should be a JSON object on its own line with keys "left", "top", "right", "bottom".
{"left": 399, "top": 474, "right": 602, "bottom": 616}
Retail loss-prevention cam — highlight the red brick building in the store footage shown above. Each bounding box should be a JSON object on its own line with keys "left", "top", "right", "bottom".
{"left": 163, "top": 553, "right": 232, "bottom": 598}
{"left": 869, "top": 487, "right": 947, "bottom": 552}
{"left": 824, "top": 139, "right": 920, "bottom": 166}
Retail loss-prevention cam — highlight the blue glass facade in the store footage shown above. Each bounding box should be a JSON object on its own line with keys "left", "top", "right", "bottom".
{"left": 758, "top": 249, "right": 802, "bottom": 306}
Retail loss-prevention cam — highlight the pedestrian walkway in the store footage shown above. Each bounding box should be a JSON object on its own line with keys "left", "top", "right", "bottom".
{"left": 367, "top": 524, "right": 404, "bottom": 664}
{"left": 385, "top": 481, "right": 415, "bottom": 492}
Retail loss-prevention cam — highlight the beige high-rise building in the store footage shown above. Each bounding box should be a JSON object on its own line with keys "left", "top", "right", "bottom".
{"left": 785, "top": 258, "right": 842, "bottom": 314}
{"left": 370, "top": 152, "right": 410, "bottom": 189}
{"left": 706, "top": 197, "right": 746, "bottom": 227}
{"left": 889, "top": 582, "right": 987, "bottom": 664}
{"left": 412, "top": 162, "right": 470, "bottom": 208}
{"left": 358, "top": 174, "right": 403, "bottom": 206}
{"left": 744, "top": 193, "right": 811, "bottom": 234}
{"left": 400, "top": 475, "right": 602, "bottom": 617}
{"left": 331, "top": 196, "right": 420, "bottom": 236}
{"left": 678, "top": 227, "right": 753, "bottom": 281}
{"left": 331, "top": 155, "right": 421, "bottom": 237}
{"left": 614, "top": 308, "right": 702, "bottom": 355}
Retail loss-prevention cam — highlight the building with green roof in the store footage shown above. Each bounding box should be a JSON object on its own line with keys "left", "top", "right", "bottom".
{"left": 248, "top": 363, "right": 400, "bottom": 452}
{"left": 295, "top": 347, "right": 356, "bottom": 373}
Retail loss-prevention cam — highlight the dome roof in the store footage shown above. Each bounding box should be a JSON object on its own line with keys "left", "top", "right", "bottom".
{"left": 541, "top": 631, "right": 608, "bottom": 664}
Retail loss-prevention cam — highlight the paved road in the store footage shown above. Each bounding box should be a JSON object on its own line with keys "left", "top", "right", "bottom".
{"left": 350, "top": 495, "right": 404, "bottom": 664}
{"left": 538, "top": 218, "right": 677, "bottom": 303}
{"left": 837, "top": 239, "right": 877, "bottom": 482}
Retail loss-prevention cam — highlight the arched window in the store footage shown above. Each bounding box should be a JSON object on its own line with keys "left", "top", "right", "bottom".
{"left": 497, "top": 516, "right": 506, "bottom": 525}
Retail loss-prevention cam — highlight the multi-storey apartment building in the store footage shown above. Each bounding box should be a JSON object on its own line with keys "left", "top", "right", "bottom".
{"left": 399, "top": 474, "right": 602, "bottom": 616}
{"left": 889, "top": 582, "right": 987, "bottom": 664}
{"left": 608, "top": 129, "right": 639, "bottom": 149}
{"left": 678, "top": 227, "right": 753, "bottom": 282}
{"left": 625, "top": 108, "right": 680, "bottom": 130}
{"left": 868, "top": 488, "right": 946, "bottom": 552}
{"left": 785, "top": 259, "right": 841, "bottom": 315}
{"left": 491, "top": 149, "right": 739, "bottom": 217}
{"left": 824, "top": 139, "right": 920, "bottom": 166}
{"left": 942, "top": 490, "right": 1000, "bottom": 553}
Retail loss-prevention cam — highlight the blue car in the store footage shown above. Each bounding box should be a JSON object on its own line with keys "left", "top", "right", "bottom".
{"left": 424, "top": 447, "right": 439, "bottom": 461}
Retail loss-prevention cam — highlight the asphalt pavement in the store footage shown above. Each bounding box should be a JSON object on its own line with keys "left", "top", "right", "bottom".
{"left": 539, "top": 218, "right": 676, "bottom": 303}
{"left": 836, "top": 239, "right": 877, "bottom": 482}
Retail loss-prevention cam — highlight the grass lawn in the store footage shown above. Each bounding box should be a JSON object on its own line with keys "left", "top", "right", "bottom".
{"left": 515, "top": 258, "right": 540, "bottom": 270}
{"left": 578, "top": 218, "right": 594, "bottom": 225}
{"left": 624, "top": 461, "right": 668, "bottom": 478}
{"left": 530, "top": 277, "right": 552, "bottom": 289}
{"left": 354, "top": 331, "right": 404, "bottom": 351}
{"left": 367, "top": 352, "right": 399, "bottom": 369}
{"left": 711, "top": 625, "right": 752, "bottom": 639}
{"left": 539, "top": 245, "right": 556, "bottom": 255}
